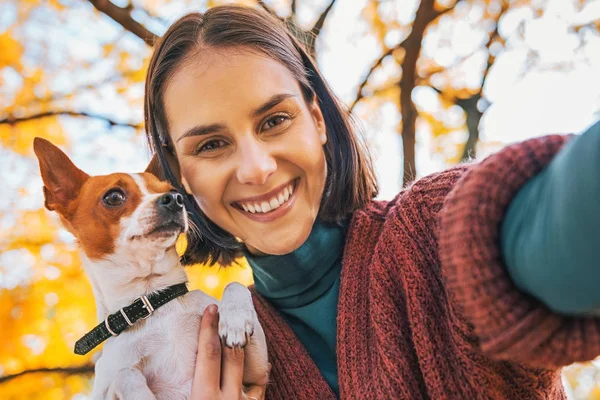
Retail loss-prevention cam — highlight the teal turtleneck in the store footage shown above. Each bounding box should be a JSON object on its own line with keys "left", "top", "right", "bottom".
{"left": 244, "top": 221, "right": 346, "bottom": 396}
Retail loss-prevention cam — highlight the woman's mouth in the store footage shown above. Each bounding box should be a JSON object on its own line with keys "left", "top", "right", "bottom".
{"left": 232, "top": 178, "right": 299, "bottom": 220}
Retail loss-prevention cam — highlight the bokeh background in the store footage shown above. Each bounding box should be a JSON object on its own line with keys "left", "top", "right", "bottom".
{"left": 1, "top": 0, "right": 600, "bottom": 398}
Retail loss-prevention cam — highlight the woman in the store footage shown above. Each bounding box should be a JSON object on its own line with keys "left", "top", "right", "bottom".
{"left": 143, "top": 5, "right": 600, "bottom": 399}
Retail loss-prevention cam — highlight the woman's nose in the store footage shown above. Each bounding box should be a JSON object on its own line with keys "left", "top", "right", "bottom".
{"left": 235, "top": 140, "right": 277, "bottom": 185}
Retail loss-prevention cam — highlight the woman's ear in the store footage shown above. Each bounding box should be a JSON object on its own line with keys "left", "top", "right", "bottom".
{"left": 309, "top": 94, "right": 327, "bottom": 145}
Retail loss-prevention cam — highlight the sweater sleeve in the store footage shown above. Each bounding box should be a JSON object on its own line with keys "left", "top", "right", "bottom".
{"left": 437, "top": 130, "right": 600, "bottom": 369}
{"left": 501, "top": 120, "right": 600, "bottom": 315}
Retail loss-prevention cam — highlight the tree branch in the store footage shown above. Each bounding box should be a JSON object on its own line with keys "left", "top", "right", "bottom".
{"left": 133, "top": 3, "right": 169, "bottom": 26}
{"left": 291, "top": 0, "right": 297, "bottom": 15}
{"left": 0, "top": 365, "right": 94, "bottom": 385}
{"left": 371, "top": 79, "right": 400, "bottom": 97}
{"left": 0, "top": 111, "right": 142, "bottom": 129}
{"left": 433, "top": 1, "right": 461, "bottom": 19}
{"left": 257, "top": 0, "right": 278, "bottom": 17}
{"left": 87, "top": 0, "right": 158, "bottom": 47}
{"left": 310, "top": 0, "right": 337, "bottom": 36}
{"left": 21, "top": 71, "right": 137, "bottom": 110}
{"left": 417, "top": 8, "right": 502, "bottom": 86}
{"left": 350, "top": 1, "right": 462, "bottom": 112}
{"left": 478, "top": 17, "right": 503, "bottom": 92}
{"left": 418, "top": 47, "right": 479, "bottom": 84}
{"left": 349, "top": 44, "right": 401, "bottom": 111}
{"left": 287, "top": 0, "right": 337, "bottom": 59}
{"left": 428, "top": 83, "right": 454, "bottom": 102}
{"left": 456, "top": 3, "right": 507, "bottom": 161}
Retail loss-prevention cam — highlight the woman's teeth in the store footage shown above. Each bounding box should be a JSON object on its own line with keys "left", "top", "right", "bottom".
{"left": 240, "top": 184, "right": 294, "bottom": 214}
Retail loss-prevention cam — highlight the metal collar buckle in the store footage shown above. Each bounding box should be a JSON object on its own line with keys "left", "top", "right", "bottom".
{"left": 105, "top": 295, "right": 154, "bottom": 337}
{"left": 104, "top": 316, "right": 118, "bottom": 336}
{"left": 138, "top": 295, "right": 155, "bottom": 320}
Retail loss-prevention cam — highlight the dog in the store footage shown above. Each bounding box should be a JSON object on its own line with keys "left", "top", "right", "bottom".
{"left": 33, "top": 137, "right": 269, "bottom": 399}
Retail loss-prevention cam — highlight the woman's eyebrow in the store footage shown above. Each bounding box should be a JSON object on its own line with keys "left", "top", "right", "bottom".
{"left": 176, "top": 93, "right": 297, "bottom": 143}
{"left": 251, "top": 93, "right": 297, "bottom": 118}
{"left": 176, "top": 123, "right": 225, "bottom": 143}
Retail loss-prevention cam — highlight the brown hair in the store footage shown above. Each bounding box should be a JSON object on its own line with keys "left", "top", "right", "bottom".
{"left": 144, "top": 5, "right": 378, "bottom": 266}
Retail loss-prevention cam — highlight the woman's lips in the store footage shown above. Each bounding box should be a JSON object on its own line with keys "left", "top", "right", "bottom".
{"left": 232, "top": 178, "right": 298, "bottom": 212}
{"left": 232, "top": 178, "right": 299, "bottom": 222}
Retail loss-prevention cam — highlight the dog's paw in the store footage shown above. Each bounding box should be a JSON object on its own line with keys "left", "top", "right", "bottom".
{"left": 218, "top": 283, "right": 256, "bottom": 348}
{"left": 219, "top": 311, "right": 254, "bottom": 349}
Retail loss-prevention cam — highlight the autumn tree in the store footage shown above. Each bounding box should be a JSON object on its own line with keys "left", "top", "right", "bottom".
{"left": 351, "top": 0, "right": 600, "bottom": 184}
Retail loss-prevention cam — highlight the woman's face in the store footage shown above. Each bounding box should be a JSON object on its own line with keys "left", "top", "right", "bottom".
{"left": 164, "top": 49, "right": 327, "bottom": 256}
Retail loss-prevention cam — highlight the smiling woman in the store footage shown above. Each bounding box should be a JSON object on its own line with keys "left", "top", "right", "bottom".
{"left": 144, "top": 8, "right": 377, "bottom": 267}
{"left": 165, "top": 51, "right": 329, "bottom": 256}
{"left": 141, "top": 4, "right": 600, "bottom": 400}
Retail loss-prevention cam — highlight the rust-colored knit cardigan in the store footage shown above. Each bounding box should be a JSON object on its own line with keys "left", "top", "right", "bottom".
{"left": 250, "top": 135, "right": 600, "bottom": 399}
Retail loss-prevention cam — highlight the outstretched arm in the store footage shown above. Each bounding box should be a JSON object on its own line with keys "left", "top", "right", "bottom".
{"left": 501, "top": 120, "right": 600, "bottom": 315}
{"left": 438, "top": 127, "right": 600, "bottom": 369}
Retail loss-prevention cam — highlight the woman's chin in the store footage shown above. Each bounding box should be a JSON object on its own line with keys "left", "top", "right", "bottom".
{"left": 245, "top": 241, "right": 301, "bottom": 257}
{"left": 245, "top": 228, "right": 312, "bottom": 257}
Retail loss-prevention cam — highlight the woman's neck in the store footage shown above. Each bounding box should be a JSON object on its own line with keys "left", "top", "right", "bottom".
{"left": 244, "top": 220, "right": 347, "bottom": 308}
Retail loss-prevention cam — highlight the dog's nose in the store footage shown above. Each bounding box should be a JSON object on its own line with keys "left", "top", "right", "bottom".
{"left": 157, "top": 192, "right": 184, "bottom": 213}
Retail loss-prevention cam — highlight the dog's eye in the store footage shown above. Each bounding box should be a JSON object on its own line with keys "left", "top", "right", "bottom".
{"left": 103, "top": 189, "right": 126, "bottom": 207}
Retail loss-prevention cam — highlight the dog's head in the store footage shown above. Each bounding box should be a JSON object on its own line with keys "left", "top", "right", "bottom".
{"left": 33, "top": 138, "right": 188, "bottom": 263}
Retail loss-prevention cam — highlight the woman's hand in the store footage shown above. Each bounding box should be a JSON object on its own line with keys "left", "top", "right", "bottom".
{"left": 191, "top": 304, "right": 269, "bottom": 400}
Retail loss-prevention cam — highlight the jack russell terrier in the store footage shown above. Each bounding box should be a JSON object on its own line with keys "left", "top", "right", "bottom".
{"left": 33, "top": 137, "right": 269, "bottom": 399}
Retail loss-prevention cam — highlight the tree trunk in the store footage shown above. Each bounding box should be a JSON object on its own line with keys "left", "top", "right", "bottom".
{"left": 457, "top": 93, "right": 482, "bottom": 161}
{"left": 399, "top": 0, "right": 437, "bottom": 186}
{"left": 400, "top": 79, "right": 418, "bottom": 184}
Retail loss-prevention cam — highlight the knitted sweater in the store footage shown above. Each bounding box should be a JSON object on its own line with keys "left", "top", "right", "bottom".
{"left": 250, "top": 134, "right": 600, "bottom": 399}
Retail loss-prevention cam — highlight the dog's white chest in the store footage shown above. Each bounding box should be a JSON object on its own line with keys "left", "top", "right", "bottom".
{"left": 93, "top": 292, "right": 209, "bottom": 399}
{"left": 90, "top": 285, "right": 268, "bottom": 400}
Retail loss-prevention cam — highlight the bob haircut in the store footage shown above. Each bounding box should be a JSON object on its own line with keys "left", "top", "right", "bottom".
{"left": 144, "top": 5, "right": 378, "bottom": 266}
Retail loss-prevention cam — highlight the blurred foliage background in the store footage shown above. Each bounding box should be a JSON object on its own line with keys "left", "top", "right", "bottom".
{"left": 0, "top": 0, "right": 599, "bottom": 398}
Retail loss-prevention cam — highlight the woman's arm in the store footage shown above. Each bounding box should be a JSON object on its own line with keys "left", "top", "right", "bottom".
{"left": 437, "top": 128, "right": 600, "bottom": 369}
{"left": 501, "top": 120, "right": 600, "bottom": 315}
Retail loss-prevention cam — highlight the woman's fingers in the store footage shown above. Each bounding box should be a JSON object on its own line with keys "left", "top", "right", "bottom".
{"left": 191, "top": 304, "right": 222, "bottom": 398}
{"left": 221, "top": 346, "right": 245, "bottom": 398}
{"left": 244, "top": 382, "right": 268, "bottom": 400}
{"left": 191, "top": 305, "right": 268, "bottom": 399}
{"left": 243, "top": 363, "right": 271, "bottom": 400}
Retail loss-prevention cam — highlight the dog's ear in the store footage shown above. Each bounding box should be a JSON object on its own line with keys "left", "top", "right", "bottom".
{"left": 145, "top": 150, "right": 181, "bottom": 183}
{"left": 33, "top": 137, "right": 89, "bottom": 214}
{"left": 145, "top": 154, "right": 163, "bottom": 180}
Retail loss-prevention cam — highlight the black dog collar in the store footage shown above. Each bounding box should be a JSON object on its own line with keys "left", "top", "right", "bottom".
{"left": 74, "top": 283, "right": 189, "bottom": 355}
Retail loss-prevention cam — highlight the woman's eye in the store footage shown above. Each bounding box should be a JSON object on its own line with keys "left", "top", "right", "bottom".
{"left": 195, "top": 139, "right": 227, "bottom": 154}
{"left": 103, "top": 189, "right": 126, "bottom": 207}
{"left": 262, "top": 114, "right": 289, "bottom": 131}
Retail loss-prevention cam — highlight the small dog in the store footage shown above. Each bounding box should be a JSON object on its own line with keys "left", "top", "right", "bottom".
{"left": 33, "top": 138, "right": 269, "bottom": 399}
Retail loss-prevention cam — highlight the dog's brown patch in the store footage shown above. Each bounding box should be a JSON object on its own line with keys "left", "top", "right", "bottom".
{"left": 141, "top": 172, "right": 174, "bottom": 195}
{"left": 72, "top": 173, "right": 143, "bottom": 260}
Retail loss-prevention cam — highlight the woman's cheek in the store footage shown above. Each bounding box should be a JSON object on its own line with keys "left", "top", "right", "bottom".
{"left": 181, "top": 176, "right": 193, "bottom": 195}
{"left": 181, "top": 162, "right": 209, "bottom": 201}
{"left": 186, "top": 166, "right": 225, "bottom": 212}
{"left": 180, "top": 163, "right": 196, "bottom": 195}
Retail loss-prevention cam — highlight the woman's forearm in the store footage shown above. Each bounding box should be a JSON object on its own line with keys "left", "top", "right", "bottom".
{"left": 501, "top": 119, "right": 600, "bottom": 315}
